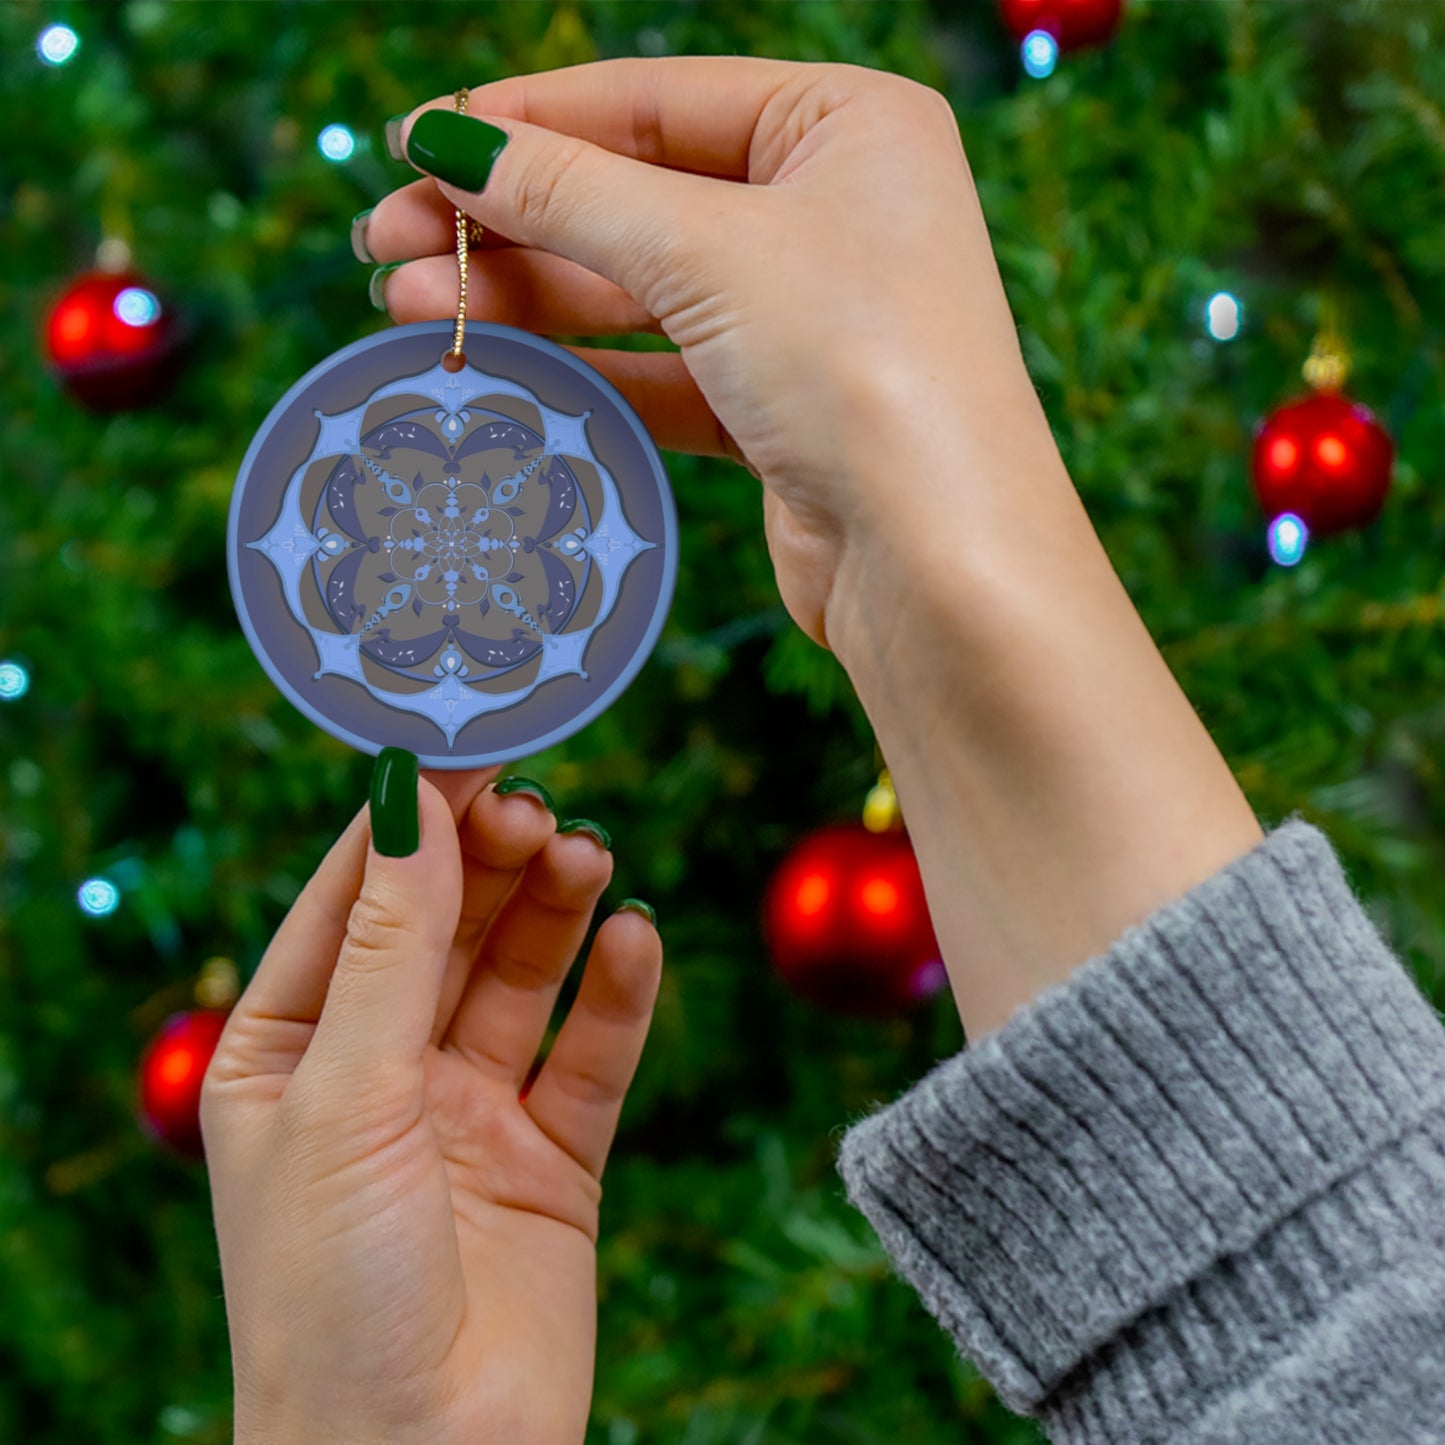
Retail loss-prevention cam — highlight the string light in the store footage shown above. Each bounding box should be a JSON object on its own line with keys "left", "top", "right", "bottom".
{"left": 317, "top": 124, "right": 356, "bottom": 162}
{"left": 37, "top": 24, "right": 79, "bottom": 66}
{"left": 77, "top": 878, "right": 121, "bottom": 917}
{"left": 0, "top": 661, "right": 29, "bottom": 701}
{"left": 1022, "top": 30, "right": 1060, "bottom": 78}
{"left": 1205, "top": 291, "right": 1242, "bottom": 341}
{"left": 1268, "top": 512, "right": 1309, "bottom": 567}
{"left": 114, "top": 287, "right": 162, "bottom": 328}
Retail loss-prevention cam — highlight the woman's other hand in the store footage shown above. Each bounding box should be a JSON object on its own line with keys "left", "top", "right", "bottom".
{"left": 201, "top": 759, "right": 662, "bottom": 1445}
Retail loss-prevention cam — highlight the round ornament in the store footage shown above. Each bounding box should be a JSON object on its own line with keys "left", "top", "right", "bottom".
{"left": 998, "top": 0, "right": 1125, "bottom": 50}
{"left": 228, "top": 318, "right": 677, "bottom": 768}
{"left": 762, "top": 820, "right": 946, "bottom": 1018}
{"left": 44, "top": 268, "right": 182, "bottom": 410}
{"left": 137, "top": 1008, "right": 230, "bottom": 1158}
{"left": 1251, "top": 391, "right": 1393, "bottom": 537}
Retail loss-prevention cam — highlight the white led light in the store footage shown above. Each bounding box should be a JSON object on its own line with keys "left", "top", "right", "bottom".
{"left": 114, "top": 287, "right": 161, "bottom": 327}
{"left": 78, "top": 878, "right": 121, "bottom": 917}
{"left": 1206, "top": 291, "right": 1243, "bottom": 342}
{"left": 318, "top": 124, "right": 356, "bottom": 162}
{"left": 38, "top": 24, "right": 79, "bottom": 66}
{"left": 1022, "top": 30, "right": 1059, "bottom": 79}
{"left": 0, "top": 661, "right": 29, "bottom": 700}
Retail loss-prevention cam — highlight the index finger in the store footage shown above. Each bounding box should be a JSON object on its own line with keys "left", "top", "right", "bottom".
{"left": 405, "top": 53, "right": 812, "bottom": 183}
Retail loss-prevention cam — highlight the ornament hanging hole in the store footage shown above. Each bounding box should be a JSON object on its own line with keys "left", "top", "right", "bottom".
{"left": 442, "top": 350, "right": 466, "bottom": 373}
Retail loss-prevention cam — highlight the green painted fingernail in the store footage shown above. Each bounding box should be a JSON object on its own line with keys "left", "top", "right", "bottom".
{"left": 369, "top": 261, "right": 404, "bottom": 311}
{"left": 617, "top": 898, "right": 656, "bottom": 926}
{"left": 558, "top": 817, "right": 612, "bottom": 851}
{"left": 384, "top": 113, "right": 409, "bottom": 162}
{"left": 350, "top": 208, "right": 375, "bottom": 264}
{"left": 370, "top": 747, "right": 419, "bottom": 857}
{"left": 493, "top": 775, "right": 556, "bottom": 813}
{"left": 405, "top": 109, "right": 510, "bottom": 192}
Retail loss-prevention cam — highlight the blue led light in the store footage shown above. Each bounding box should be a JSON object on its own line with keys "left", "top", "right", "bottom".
{"left": 114, "top": 287, "right": 161, "bottom": 327}
{"left": 78, "top": 878, "right": 121, "bottom": 917}
{"left": 318, "top": 124, "right": 356, "bottom": 162}
{"left": 1022, "top": 30, "right": 1059, "bottom": 79}
{"left": 1206, "top": 291, "right": 1243, "bottom": 342}
{"left": 0, "top": 661, "right": 29, "bottom": 700}
{"left": 1267, "top": 512, "right": 1309, "bottom": 567}
{"left": 38, "top": 24, "right": 79, "bottom": 66}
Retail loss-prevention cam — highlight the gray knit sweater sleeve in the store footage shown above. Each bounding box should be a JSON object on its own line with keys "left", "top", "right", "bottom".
{"left": 834, "top": 816, "right": 1445, "bottom": 1443}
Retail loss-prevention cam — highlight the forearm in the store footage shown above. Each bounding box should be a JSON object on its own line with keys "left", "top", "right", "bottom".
{"left": 826, "top": 386, "right": 1263, "bottom": 1041}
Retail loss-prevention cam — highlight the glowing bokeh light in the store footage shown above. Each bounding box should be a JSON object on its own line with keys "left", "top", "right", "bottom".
{"left": 114, "top": 287, "right": 161, "bottom": 327}
{"left": 38, "top": 24, "right": 79, "bottom": 66}
{"left": 78, "top": 877, "right": 121, "bottom": 917}
{"left": 159, "top": 1047, "right": 197, "bottom": 1086}
{"left": 910, "top": 959, "right": 948, "bottom": 1000}
{"left": 1205, "top": 291, "right": 1242, "bottom": 341}
{"left": 0, "top": 661, "right": 29, "bottom": 700}
{"left": 859, "top": 877, "right": 900, "bottom": 918}
{"left": 52, "top": 299, "right": 93, "bottom": 350}
{"left": 1267, "top": 512, "right": 1309, "bottom": 567}
{"left": 1021, "top": 30, "right": 1059, "bottom": 79}
{"left": 794, "top": 873, "right": 831, "bottom": 917}
{"left": 318, "top": 124, "right": 356, "bottom": 162}
{"left": 1268, "top": 436, "right": 1299, "bottom": 475}
{"left": 1316, "top": 434, "right": 1347, "bottom": 469}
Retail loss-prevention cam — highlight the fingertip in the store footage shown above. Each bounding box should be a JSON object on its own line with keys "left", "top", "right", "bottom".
{"left": 600, "top": 904, "right": 665, "bottom": 981}
{"left": 543, "top": 826, "right": 609, "bottom": 878}
{"left": 459, "top": 775, "right": 558, "bottom": 869}
{"left": 613, "top": 898, "right": 658, "bottom": 930}
{"left": 598, "top": 906, "right": 666, "bottom": 1002}
{"left": 365, "top": 760, "right": 464, "bottom": 868}
{"left": 541, "top": 822, "right": 615, "bottom": 898}
{"left": 384, "top": 111, "right": 411, "bottom": 164}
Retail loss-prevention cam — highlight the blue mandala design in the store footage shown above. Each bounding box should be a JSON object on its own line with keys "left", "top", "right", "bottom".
{"left": 245, "top": 355, "right": 657, "bottom": 751}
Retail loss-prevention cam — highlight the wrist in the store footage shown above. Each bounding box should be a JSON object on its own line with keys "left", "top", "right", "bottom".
{"left": 826, "top": 420, "right": 1262, "bottom": 1040}
{"left": 825, "top": 374, "right": 1084, "bottom": 677}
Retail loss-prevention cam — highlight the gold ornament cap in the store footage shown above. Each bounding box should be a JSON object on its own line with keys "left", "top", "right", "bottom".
{"left": 863, "top": 767, "right": 902, "bottom": 832}
{"left": 194, "top": 955, "right": 240, "bottom": 1010}
{"left": 1303, "top": 296, "right": 1350, "bottom": 392}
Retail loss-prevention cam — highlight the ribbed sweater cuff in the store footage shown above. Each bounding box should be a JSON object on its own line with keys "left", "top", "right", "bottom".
{"left": 834, "top": 816, "right": 1445, "bottom": 1433}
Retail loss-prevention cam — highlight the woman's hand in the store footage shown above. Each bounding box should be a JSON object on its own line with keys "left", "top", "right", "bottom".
{"left": 201, "top": 760, "right": 662, "bottom": 1445}
{"left": 359, "top": 56, "right": 1261, "bottom": 1046}
{"left": 362, "top": 56, "right": 1061, "bottom": 660}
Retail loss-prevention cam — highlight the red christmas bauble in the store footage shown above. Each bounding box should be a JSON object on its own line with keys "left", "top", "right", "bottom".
{"left": 44, "top": 269, "right": 182, "bottom": 410}
{"left": 1251, "top": 391, "right": 1394, "bottom": 538}
{"left": 998, "top": 0, "right": 1125, "bottom": 49}
{"left": 137, "top": 1009, "right": 230, "bottom": 1158}
{"left": 762, "top": 821, "right": 946, "bottom": 1018}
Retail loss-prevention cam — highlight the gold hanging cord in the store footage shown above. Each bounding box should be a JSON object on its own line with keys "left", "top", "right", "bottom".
{"left": 444, "top": 88, "right": 487, "bottom": 372}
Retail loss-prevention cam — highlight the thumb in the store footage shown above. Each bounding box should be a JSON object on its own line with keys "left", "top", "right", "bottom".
{"left": 304, "top": 750, "right": 463, "bottom": 1091}
{"left": 398, "top": 104, "right": 738, "bottom": 317}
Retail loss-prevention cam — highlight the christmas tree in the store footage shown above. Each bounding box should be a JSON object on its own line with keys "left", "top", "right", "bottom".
{"left": 2, "top": 2, "right": 1443, "bottom": 1441}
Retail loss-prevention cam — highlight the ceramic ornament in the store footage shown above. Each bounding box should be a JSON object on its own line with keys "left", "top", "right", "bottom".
{"left": 228, "top": 317, "right": 677, "bottom": 768}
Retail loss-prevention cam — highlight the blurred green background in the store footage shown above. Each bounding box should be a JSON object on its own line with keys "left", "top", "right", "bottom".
{"left": 2, "top": 1, "right": 1444, "bottom": 1441}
